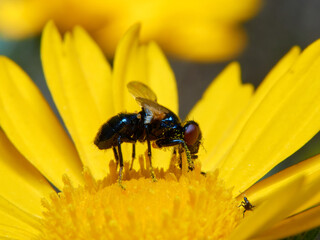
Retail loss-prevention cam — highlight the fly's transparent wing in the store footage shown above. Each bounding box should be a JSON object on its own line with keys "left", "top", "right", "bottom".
{"left": 127, "top": 81, "right": 157, "bottom": 102}
{"left": 135, "top": 97, "right": 170, "bottom": 124}
{"left": 127, "top": 81, "right": 170, "bottom": 124}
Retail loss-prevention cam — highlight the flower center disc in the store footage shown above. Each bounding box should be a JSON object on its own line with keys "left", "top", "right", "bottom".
{"left": 40, "top": 157, "right": 242, "bottom": 239}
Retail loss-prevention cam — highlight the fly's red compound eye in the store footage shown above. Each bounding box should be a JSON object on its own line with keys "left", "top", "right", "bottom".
{"left": 184, "top": 122, "right": 200, "bottom": 146}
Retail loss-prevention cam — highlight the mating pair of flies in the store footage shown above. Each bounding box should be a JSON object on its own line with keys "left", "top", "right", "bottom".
{"left": 94, "top": 81, "right": 202, "bottom": 186}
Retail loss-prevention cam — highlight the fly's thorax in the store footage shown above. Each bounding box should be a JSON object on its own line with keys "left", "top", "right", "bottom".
{"left": 147, "top": 111, "right": 183, "bottom": 140}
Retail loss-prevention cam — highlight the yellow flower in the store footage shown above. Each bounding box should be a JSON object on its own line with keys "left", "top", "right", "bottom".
{"left": 0, "top": 0, "right": 262, "bottom": 62}
{"left": 0, "top": 22, "right": 320, "bottom": 240}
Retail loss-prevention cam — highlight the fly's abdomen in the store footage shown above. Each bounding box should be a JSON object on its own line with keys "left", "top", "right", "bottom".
{"left": 94, "top": 121, "right": 117, "bottom": 149}
{"left": 94, "top": 113, "right": 140, "bottom": 149}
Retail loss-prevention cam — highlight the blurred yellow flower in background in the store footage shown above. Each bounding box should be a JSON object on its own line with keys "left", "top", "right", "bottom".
{"left": 0, "top": 0, "right": 262, "bottom": 62}
{"left": 0, "top": 22, "right": 320, "bottom": 239}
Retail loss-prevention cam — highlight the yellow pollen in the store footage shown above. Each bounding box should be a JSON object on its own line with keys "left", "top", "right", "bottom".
{"left": 39, "top": 155, "right": 242, "bottom": 239}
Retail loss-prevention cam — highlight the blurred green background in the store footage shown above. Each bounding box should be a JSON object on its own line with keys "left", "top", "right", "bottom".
{"left": 0, "top": 0, "right": 319, "bottom": 178}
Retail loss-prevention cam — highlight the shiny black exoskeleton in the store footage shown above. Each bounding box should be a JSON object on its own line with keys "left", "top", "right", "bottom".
{"left": 238, "top": 197, "right": 255, "bottom": 217}
{"left": 94, "top": 81, "right": 202, "bottom": 185}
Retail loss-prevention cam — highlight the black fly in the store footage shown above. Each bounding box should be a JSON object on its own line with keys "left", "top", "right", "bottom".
{"left": 94, "top": 81, "right": 202, "bottom": 187}
{"left": 238, "top": 196, "right": 255, "bottom": 217}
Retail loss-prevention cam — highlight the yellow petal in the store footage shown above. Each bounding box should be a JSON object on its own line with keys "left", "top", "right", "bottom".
{"left": 93, "top": 0, "right": 262, "bottom": 61}
{"left": 0, "top": 195, "right": 41, "bottom": 232}
{"left": 215, "top": 41, "right": 320, "bottom": 194}
{"left": 0, "top": 56, "right": 83, "bottom": 189}
{"left": 0, "top": 0, "right": 262, "bottom": 62}
{"left": 0, "top": 0, "right": 53, "bottom": 38}
{"left": 112, "top": 24, "right": 141, "bottom": 113}
{"left": 112, "top": 24, "right": 178, "bottom": 169}
{"left": 231, "top": 171, "right": 320, "bottom": 240}
{"left": 187, "top": 62, "right": 253, "bottom": 170}
{"left": 241, "top": 154, "right": 320, "bottom": 216}
{"left": 212, "top": 0, "right": 262, "bottom": 21}
{"left": 0, "top": 208, "right": 39, "bottom": 239}
{"left": 255, "top": 205, "right": 320, "bottom": 240}
{"left": 113, "top": 24, "right": 178, "bottom": 113}
{"left": 0, "top": 129, "right": 54, "bottom": 218}
{"left": 147, "top": 41, "right": 178, "bottom": 114}
{"left": 166, "top": 0, "right": 261, "bottom": 22}
{"left": 204, "top": 46, "right": 301, "bottom": 172}
{"left": 71, "top": 26, "right": 114, "bottom": 118}
{"left": 230, "top": 176, "right": 303, "bottom": 240}
{"left": 41, "top": 22, "right": 114, "bottom": 179}
{"left": 158, "top": 21, "right": 247, "bottom": 62}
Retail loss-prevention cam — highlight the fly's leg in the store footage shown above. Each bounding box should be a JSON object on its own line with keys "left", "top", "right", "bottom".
{"left": 242, "top": 209, "right": 247, "bottom": 218}
{"left": 172, "top": 147, "right": 183, "bottom": 169}
{"left": 145, "top": 126, "right": 157, "bottom": 182}
{"left": 238, "top": 202, "right": 247, "bottom": 218}
{"left": 146, "top": 139, "right": 157, "bottom": 182}
{"left": 181, "top": 141, "right": 194, "bottom": 171}
{"left": 117, "top": 137, "right": 125, "bottom": 189}
{"left": 130, "top": 143, "right": 136, "bottom": 170}
{"left": 156, "top": 139, "right": 194, "bottom": 171}
{"left": 112, "top": 146, "right": 119, "bottom": 166}
{"left": 173, "top": 147, "right": 182, "bottom": 168}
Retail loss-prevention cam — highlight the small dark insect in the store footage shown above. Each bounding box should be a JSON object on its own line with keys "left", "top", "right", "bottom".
{"left": 238, "top": 196, "right": 255, "bottom": 217}
{"left": 94, "top": 81, "right": 202, "bottom": 187}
